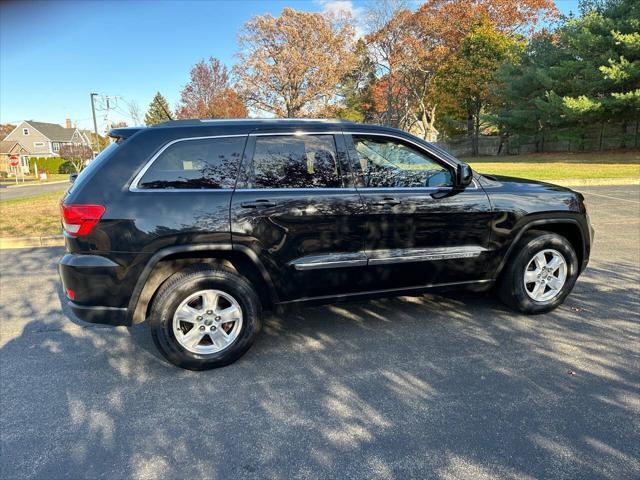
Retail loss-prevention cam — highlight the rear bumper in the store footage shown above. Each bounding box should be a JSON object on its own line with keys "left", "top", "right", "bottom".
{"left": 59, "top": 253, "right": 133, "bottom": 326}
{"left": 67, "top": 302, "right": 130, "bottom": 326}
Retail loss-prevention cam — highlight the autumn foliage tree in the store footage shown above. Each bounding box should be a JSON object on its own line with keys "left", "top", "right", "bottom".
{"left": 59, "top": 143, "right": 93, "bottom": 173}
{"left": 176, "top": 57, "right": 247, "bottom": 119}
{"left": 235, "top": 8, "right": 356, "bottom": 117}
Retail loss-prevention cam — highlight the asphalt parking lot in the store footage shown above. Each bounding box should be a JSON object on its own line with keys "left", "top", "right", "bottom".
{"left": 1, "top": 185, "right": 638, "bottom": 480}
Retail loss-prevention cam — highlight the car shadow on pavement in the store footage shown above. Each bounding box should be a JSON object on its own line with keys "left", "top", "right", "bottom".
{"left": 0, "top": 251, "right": 638, "bottom": 479}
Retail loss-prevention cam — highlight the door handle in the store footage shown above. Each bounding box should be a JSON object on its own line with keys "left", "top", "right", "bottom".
{"left": 240, "top": 199, "right": 277, "bottom": 208}
{"left": 373, "top": 197, "right": 400, "bottom": 206}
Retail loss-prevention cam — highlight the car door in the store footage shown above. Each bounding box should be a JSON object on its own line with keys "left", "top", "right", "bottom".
{"left": 344, "top": 131, "right": 494, "bottom": 290}
{"left": 230, "top": 130, "right": 367, "bottom": 301}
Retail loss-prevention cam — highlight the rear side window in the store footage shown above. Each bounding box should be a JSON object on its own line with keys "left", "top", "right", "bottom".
{"left": 138, "top": 136, "right": 246, "bottom": 189}
{"left": 250, "top": 135, "right": 341, "bottom": 188}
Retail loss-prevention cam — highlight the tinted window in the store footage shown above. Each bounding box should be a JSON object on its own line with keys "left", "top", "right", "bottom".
{"left": 138, "top": 136, "right": 245, "bottom": 189}
{"left": 350, "top": 135, "right": 453, "bottom": 188}
{"left": 251, "top": 135, "right": 341, "bottom": 188}
{"left": 68, "top": 142, "right": 119, "bottom": 195}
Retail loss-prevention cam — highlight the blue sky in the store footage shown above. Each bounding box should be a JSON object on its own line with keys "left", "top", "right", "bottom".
{"left": 1, "top": 0, "right": 581, "bottom": 132}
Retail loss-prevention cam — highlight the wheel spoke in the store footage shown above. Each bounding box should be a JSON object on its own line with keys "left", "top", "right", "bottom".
{"left": 209, "top": 329, "right": 230, "bottom": 348}
{"left": 181, "top": 327, "right": 204, "bottom": 349}
{"left": 201, "top": 291, "right": 219, "bottom": 311}
{"left": 524, "top": 270, "right": 539, "bottom": 284}
{"left": 217, "top": 305, "right": 240, "bottom": 322}
{"left": 547, "top": 276, "right": 563, "bottom": 290}
{"left": 534, "top": 252, "right": 547, "bottom": 270}
{"left": 546, "top": 255, "right": 563, "bottom": 272}
{"left": 175, "top": 305, "right": 198, "bottom": 323}
{"left": 531, "top": 281, "right": 544, "bottom": 299}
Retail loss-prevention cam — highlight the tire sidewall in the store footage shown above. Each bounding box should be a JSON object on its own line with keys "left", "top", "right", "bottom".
{"left": 506, "top": 233, "right": 579, "bottom": 314}
{"left": 150, "top": 270, "right": 261, "bottom": 370}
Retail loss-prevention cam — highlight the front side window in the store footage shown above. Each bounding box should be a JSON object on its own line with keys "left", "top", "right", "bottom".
{"left": 52, "top": 142, "right": 60, "bottom": 152}
{"left": 138, "top": 136, "right": 246, "bottom": 189}
{"left": 22, "top": 128, "right": 29, "bottom": 135}
{"left": 251, "top": 135, "right": 341, "bottom": 188}
{"left": 349, "top": 135, "right": 453, "bottom": 188}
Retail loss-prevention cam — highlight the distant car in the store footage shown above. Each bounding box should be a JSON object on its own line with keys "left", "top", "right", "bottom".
{"left": 58, "top": 119, "right": 594, "bottom": 369}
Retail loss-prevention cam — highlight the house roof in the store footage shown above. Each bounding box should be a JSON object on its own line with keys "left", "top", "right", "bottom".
{"left": 0, "top": 140, "right": 27, "bottom": 154}
{"left": 26, "top": 120, "right": 76, "bottom": 142}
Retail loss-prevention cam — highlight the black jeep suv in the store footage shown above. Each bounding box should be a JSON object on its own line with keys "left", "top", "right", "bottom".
{"left": 59, "top": 119, "right": 593, "bottom": 369}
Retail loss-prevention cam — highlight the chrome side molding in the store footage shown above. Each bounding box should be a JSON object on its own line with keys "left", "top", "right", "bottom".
{"left": 290, "top": 246, "right": 487, "bottom": 271}
{"left": 367, "top": 246, "right": 486, "bottom": 266}
{"left": 289, "top": 252, "right": 368, "bottom": 270}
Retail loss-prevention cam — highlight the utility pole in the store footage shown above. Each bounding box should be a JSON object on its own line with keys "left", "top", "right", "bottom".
{"left": 90, "top": 93, "right": 99, "bottom": 158}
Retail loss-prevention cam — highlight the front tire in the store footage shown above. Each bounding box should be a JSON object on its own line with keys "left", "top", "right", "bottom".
{"left": 498, "top": 231, "right": 579, "bottom": 314}
{"left": 149, "top": 265, "right": 261, "bottom": 370}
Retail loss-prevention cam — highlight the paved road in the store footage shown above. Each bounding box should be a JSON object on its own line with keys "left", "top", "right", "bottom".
{"left": 0, "top": 181, "right": 69, "bottom": 201}
{"left": 1, "top": 185, "right": 638, "bottom": 480}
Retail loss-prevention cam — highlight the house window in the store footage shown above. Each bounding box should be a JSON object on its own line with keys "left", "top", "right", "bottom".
{"left": 33, "top": 141, "right": 45, "bottom": 148}
{"left": 52, "top": 142, "right": 60, "bottom": 152}
{"left": 23, "top": 128, "right": 29, "bottom": 135}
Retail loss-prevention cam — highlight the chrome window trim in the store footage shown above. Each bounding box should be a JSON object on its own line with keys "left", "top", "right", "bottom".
{"left": 129, "top": 129, "right": 479, "bottom": 192}
{"left": 248, "top": 131, "right": 343, "bottom": 136}
{"left": 129, "top": 134, "right": 249, "bottom": 192}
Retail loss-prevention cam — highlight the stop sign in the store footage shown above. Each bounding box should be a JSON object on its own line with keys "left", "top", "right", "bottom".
{"left": 9, "top": 155, "right": 18, "bottom": 167}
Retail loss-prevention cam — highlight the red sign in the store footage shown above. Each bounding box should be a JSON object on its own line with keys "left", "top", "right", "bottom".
{"left": 9, "top": 155, "right": 18, "bottom": 167}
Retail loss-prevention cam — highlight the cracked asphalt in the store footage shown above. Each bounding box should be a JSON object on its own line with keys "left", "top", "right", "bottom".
{"left": 1, "top": 185, "right": 638, "bottom": 480}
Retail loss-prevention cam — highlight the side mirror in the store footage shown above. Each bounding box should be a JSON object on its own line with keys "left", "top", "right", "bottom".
{"left": 456, "top": 163, "right": 473, "bottom": 188}
{"left": 69, "top": 173, "right": 78, "bottom": 184}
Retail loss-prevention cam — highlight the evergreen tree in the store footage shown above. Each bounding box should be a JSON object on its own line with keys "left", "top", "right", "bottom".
{"left": 144, "top": 92, "right": 172, "bottom": 126}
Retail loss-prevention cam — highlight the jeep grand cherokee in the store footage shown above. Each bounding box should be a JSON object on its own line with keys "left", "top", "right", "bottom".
{"left": 58, "top": 119, "right": 594, "bottom": 369}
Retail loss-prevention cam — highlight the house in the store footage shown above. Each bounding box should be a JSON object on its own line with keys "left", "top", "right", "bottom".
{"left": 2, "top": 119, "right": 93, "bottom": 173}
{"left": 0, "top": 140, "right": 30, "bottom": 174}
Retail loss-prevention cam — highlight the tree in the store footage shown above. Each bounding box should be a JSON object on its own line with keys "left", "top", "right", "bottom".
{"left": 144, "top": 92, "right": 172, "bottom": 126}
{"left": 560, "top": 0, "right": 640, "bottom": 148}
{"left": 127, "top": 100, "right": 143, "bottom": 125}
{"left": 0, "top": 124, "right": 15, "bottom": 139}
{"left": 176, "top": 57, "right": 247, "bottom": 119}
{"left": 439, "top": 17, "right": 522, "bottom": 155}
{"left": 497, "top": 0, "right": 640, "bottom": 151}
{"left": 364, "top": 0, "right": 412, "bottom": 128}
{"left": 235, "top": 7, "right": 356, "bottom": 117}
{"left": 59, "top": 143, "right": 93, "bottom": 173}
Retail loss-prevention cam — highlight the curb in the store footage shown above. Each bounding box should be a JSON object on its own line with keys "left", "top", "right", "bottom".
{"left": 4, "top": 180, "right": 69, "bottom": 189}
{"left": 0, "top": 235, "right": 64, "bottom": 249}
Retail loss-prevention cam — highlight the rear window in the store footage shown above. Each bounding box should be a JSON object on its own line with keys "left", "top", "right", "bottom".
{"left": 137, "top": 136, "right": 246, "bottom": 189}
{"left": 67, "top": 142, "right": 119, "bottom": 195}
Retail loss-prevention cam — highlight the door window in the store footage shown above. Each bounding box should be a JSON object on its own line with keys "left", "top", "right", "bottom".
{"left": 138, "top": 136, "right": 246, "bottom": 189}
{"left": 250, "top": 135, "right": 342, "bottom": 188}
{"left": 348, "top": 135, "right": 453, "bottom": 188}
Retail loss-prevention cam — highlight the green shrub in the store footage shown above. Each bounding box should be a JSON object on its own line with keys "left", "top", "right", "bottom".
{"left": 59, "top": 161, "right": 75, "bottom": 174}
{"left": 28, "top": 156, "right": 66, "bottom": 174}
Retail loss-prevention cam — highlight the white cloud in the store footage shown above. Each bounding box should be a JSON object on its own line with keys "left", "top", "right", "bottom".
{"left": 316, "top": 0, "right": 367, "bottom": 38}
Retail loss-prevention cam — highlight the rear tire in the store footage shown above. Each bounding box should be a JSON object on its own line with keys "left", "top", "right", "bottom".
{"left": 149, "top": 265, "right": 261, "bottom": 370}
{"left": 498, "top": 231, "right": 579, "bottom": 314}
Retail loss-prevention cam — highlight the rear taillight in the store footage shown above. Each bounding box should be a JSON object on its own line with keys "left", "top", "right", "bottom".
{"left": 61, "top": 204, "right": 105, "bottom": 237}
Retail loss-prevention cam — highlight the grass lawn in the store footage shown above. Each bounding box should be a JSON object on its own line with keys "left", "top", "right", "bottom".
{"left": 0, "top": 191, "right": 63, "bottom": 237}
{"left": 464, "top": 150, "right": 640, "bottom": 181}
{"left": 0, "top": 173, "right": 69, "bottom": 186}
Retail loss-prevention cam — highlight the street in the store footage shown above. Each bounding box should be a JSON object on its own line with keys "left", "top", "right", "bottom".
{"left": 0, "top": 181, "right": 69, "bottom": 201}
{"left": 0, "top": 185, "right": 638, "bottom": 479}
